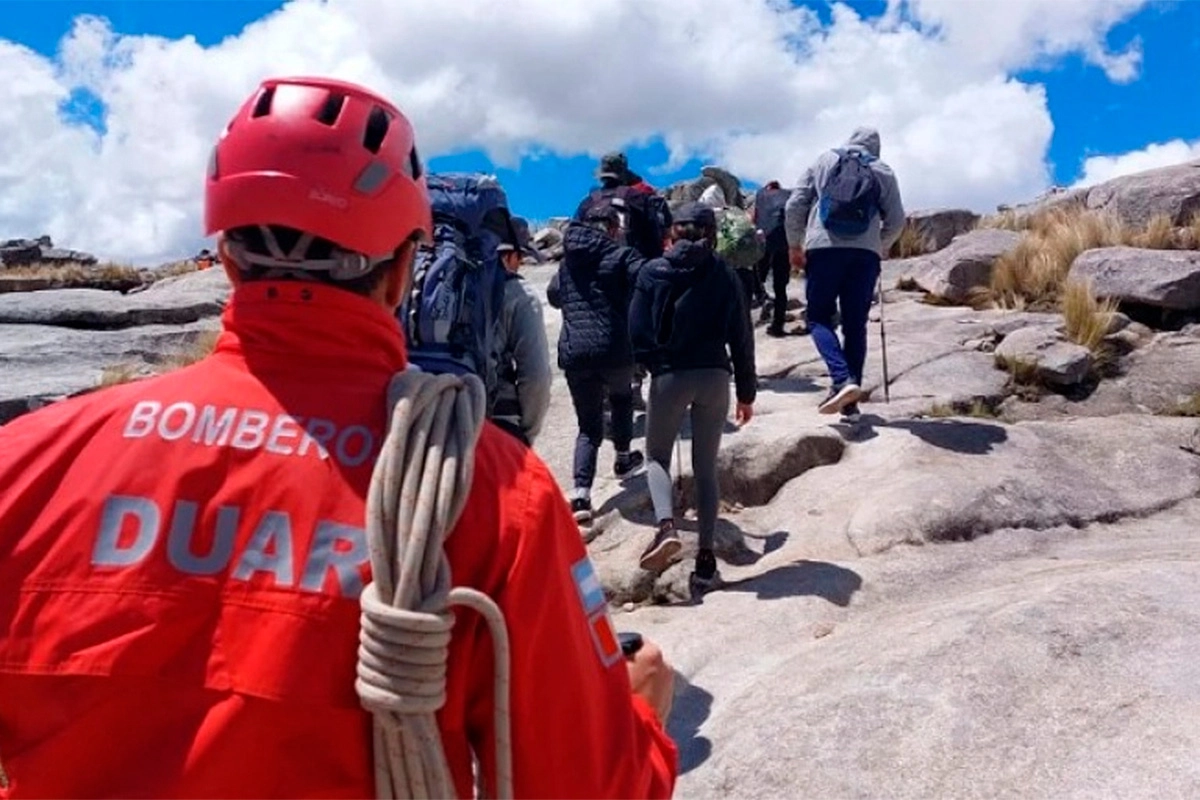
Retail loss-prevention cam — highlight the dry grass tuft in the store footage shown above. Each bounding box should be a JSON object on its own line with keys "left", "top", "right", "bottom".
{"left": 1061, "top": 279, "right": 1120, "bottom": 353}
{"left": 1169, "top": 393, "right": 1200, "bottom": 417}
{"left": 162, "top": 330, "right": 220, "bottom": 370}
{"left": 2, "top": 261, "right": 143, "bottom": 284}
{"left": 924, "top": 399, "right": 999, "bottom": 419}
{"left": 889, "top": 224, "right": 934, "bottom": 259}
{"left": 98, "top": 363, "right": 151, "bottom": 388}
{"left": 979, "top": 206, "right": 1200, "bottom": 310}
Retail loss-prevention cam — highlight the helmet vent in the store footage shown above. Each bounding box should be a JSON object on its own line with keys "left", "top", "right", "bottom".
{"left": 408, "top": 146, "right": 423, "bottom": 179}
{"left": 362, "top": 106, "right": 390, "bottom": 154}
{"left": 315, "top": 92, "right": 346, "bottom": 126}
{"left": 251, "top": 86, "right": 275, "bottom": 118}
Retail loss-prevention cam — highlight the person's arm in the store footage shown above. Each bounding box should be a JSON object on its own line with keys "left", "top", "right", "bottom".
{"left": 473, "top": 460, "right": 679, "bottom": 798}
{"left": 785, "top": 166, "right": 816, "bottom": 251}
{"left": 877, "top": 167, "right": 907, "bottom": 254}
{"left": 725, "top": 265, "right": 757, "bottom": 407}
{"left": 628, "top": 271, "right": 655, "bottom": 363}
{"left": 510, "top": 285, "right": 552, "bottom": 442}
{"left": 546, "top": 267, "right": 562, "bottom": 309}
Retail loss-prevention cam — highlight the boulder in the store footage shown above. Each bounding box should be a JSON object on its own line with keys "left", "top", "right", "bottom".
{"left": 0, "top": 236, "right": 98, "bottom": 267}
{"left": 532, "top": 227, "right": 565, "bottom": 261}
{"left": 904, "top": 208, "right": 981, "bottom": 253}
{"left": 664, "top": 166, "right": 746, "bottom": 210}
{"left": 0, "top": 320, "right": 219, "bottom": 424}
{"left": 897, "top": 229, "right": 1025, "bottom": 304}
{"left": 1069, "top": 247, "right": 1200, "bottom": 311}
{"left": 0, "top": 268, "right": 230, "bottom": 330}
{"left": 1083, "top": 159, "right": 1200, "bottom": 228}
{"left": 1071, "top": 331, "right": 1200, "bottom": 416}
{"left": 994, "top": 325, "right": 1092, "bottom": 387}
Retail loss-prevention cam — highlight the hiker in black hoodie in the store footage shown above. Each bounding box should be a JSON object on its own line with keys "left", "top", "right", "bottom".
{"left": 629, "top": 202, "right": 757, "bottom": 586}
{"left": 548, "top": 203, "right": 647, "bottom": 526}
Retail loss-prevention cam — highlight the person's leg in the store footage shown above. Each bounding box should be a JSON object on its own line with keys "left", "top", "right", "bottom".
{"left": 641, "top": 371, "right": 693, "bottom": 571}
{"left": 736, "top": 269, "right": 756, "bottom": 312}
{"left": 839, "top": 250, "right": 882, "bottom": 387}
{"left": 604, "top": 364, "right": 637, "bottom": 463}
{"left": 770, "top": 246, "right": 790, "bottom": 331}
{"left": 688, "top": 369, "right": 731, "bottom": 555}
{"left": 805, "top": 250, "right": 851, "bottom": 386}
{"left": 566, "top": 368, "right": 605, "bottom": 498}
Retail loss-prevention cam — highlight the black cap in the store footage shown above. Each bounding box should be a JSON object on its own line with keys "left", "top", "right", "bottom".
{"left": 597, "top": 151, "right": 630, "bottom": 181}
{"left": 672, "top": 201, "right": 717, "bottom": 228}
{"left": 497, "top": 217, "right": 541, "bottom": 261}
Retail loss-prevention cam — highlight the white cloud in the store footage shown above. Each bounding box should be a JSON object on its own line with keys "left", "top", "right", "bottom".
{"left": 1073, "top": 139, "right": 1200, "bottom": 188}
{"left": 0, "top": 0, "right": 1160, "bottom": 264}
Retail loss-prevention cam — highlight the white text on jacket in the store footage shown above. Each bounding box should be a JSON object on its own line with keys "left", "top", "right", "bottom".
{"left": 122, "top": 400, "right": 378, "bottom": 468}
{"left": 93, "top": 494, "right": 368, "bottom": 598}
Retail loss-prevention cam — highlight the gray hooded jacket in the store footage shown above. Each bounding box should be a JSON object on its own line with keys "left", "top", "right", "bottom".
{"left": 491, "top": 274, "right": 552, "bottom": 443}
{"left": 784, "top": 127, "right": 906, "bottom": 255}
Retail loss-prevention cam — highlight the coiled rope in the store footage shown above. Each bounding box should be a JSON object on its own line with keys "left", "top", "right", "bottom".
{"left": 356, "top": 369, "right": 513, "bottom": 799}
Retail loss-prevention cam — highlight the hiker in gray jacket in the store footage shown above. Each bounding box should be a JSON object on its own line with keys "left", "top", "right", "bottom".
{"left": 491, "top": 227, "right": 552, "bottom": 445}
{"left": 785, "top": 126, "right": 905, "bottom": 421}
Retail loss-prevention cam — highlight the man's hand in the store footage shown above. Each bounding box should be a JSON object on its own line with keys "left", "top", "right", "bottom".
{"left": 788, "top": 246, "right": 806, "bottom": 274}
{"left": 735, "top": 402, "right": 754, "bottom": 426}
{"left": 627, "top": 638, "right": 675, "bottom": 723}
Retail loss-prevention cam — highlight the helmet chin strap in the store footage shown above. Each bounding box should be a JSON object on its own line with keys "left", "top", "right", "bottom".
{"left": 226, "top": 225, "right": 389, "bottom": 280}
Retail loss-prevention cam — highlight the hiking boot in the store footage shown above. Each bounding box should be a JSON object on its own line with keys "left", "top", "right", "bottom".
{"left": 840, "top": 402, "right": 862, "bottom": 423}
{"left": 639, "top": 520, "right": 683, "bottom": 573}
{"left": 818, "top": 382, "right": 861, "bottom": 415}
{"left": 691, "top": 548, "right": 720, "bottom": 590}
{"left": 614, "top": 450, "right": 645, "bottom": 479}
{"left": 571, "top": 497, "right": 593, "bottom": 526}
{"left": 766, "top": 324, "right": 786, "bottom": 338}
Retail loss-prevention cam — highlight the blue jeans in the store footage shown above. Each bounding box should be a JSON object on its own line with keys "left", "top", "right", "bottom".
{"left": 805, "top": 248, "right": 881, "bottom": 387}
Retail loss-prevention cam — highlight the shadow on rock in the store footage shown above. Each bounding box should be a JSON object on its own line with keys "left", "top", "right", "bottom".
{"left": 724, "top": 560, "right": 863, "bottom": 605}
{"left": 761, "top": 374, "right": 822, "bottom": 395}
{"left": 885, "top": 418, "right": 1009, "bottom": 455}
{"left": 667, "top": 674, "right": 714, "bottom": 775}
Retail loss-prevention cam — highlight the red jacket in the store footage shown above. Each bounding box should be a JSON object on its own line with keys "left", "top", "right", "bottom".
{"left": 0, "top": 280, "right": 677, "bottom": 799}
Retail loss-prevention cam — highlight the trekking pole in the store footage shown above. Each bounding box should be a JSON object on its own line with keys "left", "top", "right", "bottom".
{"left": 877, "top": 272, "right": 891, "bottom": 403}
{"left": 673, "top": 436, "right": 684, "bottom": 511}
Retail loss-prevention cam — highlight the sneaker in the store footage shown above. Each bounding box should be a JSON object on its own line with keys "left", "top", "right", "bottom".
{"left": 639, "top": 520, "right": 683, "bottom": 573}
{"left": 570, "top": 497, "right": 593, "bottom": 525}
{"left": 766, "top": 325, "right": 786, "bottom": 338}
{"left": 691, "top": 548, "right": 719, "bottom": 589}
{"left": 840, "top": 402, "right": 862, "bottom": 423}
{"left": 614, "top": 450, "right": 645, "bottom": 479}
{"left": 818, "top": 382, "right": 861, "bottom": 415}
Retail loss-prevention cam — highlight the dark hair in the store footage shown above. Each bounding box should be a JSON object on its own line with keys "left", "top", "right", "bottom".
{"left": 671, "top": 221, "right": 716, "bottom": 247}
{"left": 225, "top": 224, "right": 397, "bottom": 296}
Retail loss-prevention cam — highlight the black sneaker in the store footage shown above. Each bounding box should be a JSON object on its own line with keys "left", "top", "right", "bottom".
{"left": 614, "top": 450, "right": 645, "bottom": 479}
{"left": 570, "top": 497, "right": 593, "bottom": 525}
{"left": 840, "top": 402, "right": 862, "bottom": 423}
{"left": 818, "top": 382, "right": 861, "bottom": 415}
{"left": 766, "top": 325, "right": 786, "bottom": 338}
{"left": 691, "top": 548, "right": 719, "bottom": 589}
{"left": 639, "top": 520, "right": 683, "bottom": 573}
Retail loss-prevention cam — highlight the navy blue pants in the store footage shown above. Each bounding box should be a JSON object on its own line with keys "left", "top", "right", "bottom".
{"left": 804, "top": 248, "right": 881, "bottom": 387}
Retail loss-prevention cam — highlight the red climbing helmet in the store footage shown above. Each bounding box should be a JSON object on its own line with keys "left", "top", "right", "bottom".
{"left": 204, "top": 76, "right": 433, "bottom": 260}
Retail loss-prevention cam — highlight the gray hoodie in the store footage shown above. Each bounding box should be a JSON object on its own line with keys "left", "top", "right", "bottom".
{"left": 491, "top": 274, "right": 552, "bottom": 442}
{"left": 784, "top": 127, "right": 906, "bottom": 255}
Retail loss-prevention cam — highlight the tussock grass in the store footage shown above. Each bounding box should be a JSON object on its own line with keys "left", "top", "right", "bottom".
{"left": 2, "top": 261, "right": 143, "bottom": 283}
{"left": 96, "top": 330, "right": 221, "bottom": 390}
{"left": 1062, "top": 279, "right": 1120, "bottom": 353}
{"left": 889, "top": 224, "right": 934, "bottom": 259}
{"left": 1168, "top": 393, "right": 1200, "bottom": 417}
{"left": 924, "top": 399, "right": 999, "bottom": 419}
{"left": 982, "top": 207, "right": 1198, "bottom": 311}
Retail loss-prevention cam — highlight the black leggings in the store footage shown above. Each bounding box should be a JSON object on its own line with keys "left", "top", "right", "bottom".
{"left": 566, "top": 365, "right": 635, "bottom": 490}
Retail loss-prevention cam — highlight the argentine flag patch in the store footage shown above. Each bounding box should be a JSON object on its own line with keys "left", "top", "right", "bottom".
{"left": 571, "top": 556, "right": 622, "bottom": 667}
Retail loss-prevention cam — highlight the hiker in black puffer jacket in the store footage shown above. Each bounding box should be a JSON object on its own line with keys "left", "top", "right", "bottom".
{"left": 628, "top": 202, "right": 756, "bottom": 588}
{"left": 547, "top": 204, "right": 648, "bottom": 526}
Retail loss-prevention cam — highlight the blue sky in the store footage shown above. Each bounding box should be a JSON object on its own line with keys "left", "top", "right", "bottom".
{"left": 1, "top": 0, "right": 1198, "bottom": 262}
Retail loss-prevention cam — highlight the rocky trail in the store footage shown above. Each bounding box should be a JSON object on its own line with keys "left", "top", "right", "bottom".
{"left": 3, "top": 159, "right": 1200, "bottom": 796}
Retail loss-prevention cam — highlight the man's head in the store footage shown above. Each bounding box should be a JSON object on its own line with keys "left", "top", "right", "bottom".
{"left": 204, "top": 76, "right": 433, "bottom": 311}
{"left": 497, "top": 218, "right": 539, "bottom": 273}
{"left": 845, "top": 127, "right": 881, "bottom": 158}
{"left": 670, "top": 202, "right": 717, "bottom": 247}
{"left": 597, "top": 151, "right": 633, "bottom": 186}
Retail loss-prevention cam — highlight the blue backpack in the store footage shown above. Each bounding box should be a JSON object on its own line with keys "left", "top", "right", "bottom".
{"left": 400, "top": 173, "right": 515, "bottom": 396}
{"left": 818, "top": 149, "right": 882, "bottom": 237}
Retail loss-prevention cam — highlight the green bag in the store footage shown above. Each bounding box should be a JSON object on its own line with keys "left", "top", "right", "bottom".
{"left": 716, "top": 208, "right": 764, "bottom": 270}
